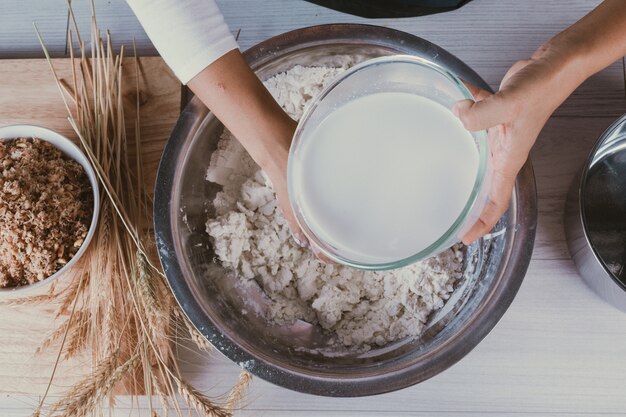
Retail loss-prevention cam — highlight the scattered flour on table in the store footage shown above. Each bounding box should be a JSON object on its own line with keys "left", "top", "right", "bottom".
{"left": 205, "top": 64, "right": 464, "bottom": 350}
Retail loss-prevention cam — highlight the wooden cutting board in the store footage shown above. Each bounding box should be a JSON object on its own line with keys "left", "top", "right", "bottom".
{"left": 0, "top": 57, "right": 181, "bottom": 397}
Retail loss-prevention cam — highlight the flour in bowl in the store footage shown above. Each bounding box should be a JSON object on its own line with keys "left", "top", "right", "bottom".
{"left": 205, "top": 64, "right": 463, "bottom": 350}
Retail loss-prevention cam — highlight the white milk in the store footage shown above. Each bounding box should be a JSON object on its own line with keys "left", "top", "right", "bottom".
{"left": 293, "top": 92, "right": 479, "bottom": 264}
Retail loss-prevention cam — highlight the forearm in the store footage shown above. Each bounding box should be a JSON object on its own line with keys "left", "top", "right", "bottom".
{"left": 507, "top": 0, "right": 626, "bottom": 122}
{"left": 188, "top": 50, "right": 303, "bottom": 240}
{"left": 187, "top": 50, "right": 296, "bottom": 178}
{"left": 545, "top": 0, "right": 626, "bottom": 90}
{"left": 127, "top": 0, "right": 295, "bottom": 176}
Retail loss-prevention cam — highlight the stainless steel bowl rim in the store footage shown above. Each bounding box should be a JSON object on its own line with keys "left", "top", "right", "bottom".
{"left": 154, "top": 24, "right": 538, "bottom": 396}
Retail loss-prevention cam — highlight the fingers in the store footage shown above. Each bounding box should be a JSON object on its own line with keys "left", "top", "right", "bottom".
{"left": 290, "top": 230, "right": 309, "bottom": 248}
{"left": 277, "top": 196, "right": 337, "bottom": 263}
{"left": 310, "top": 242, "right": 335, "bottom": 264}
{"left": 456, "top": 80, "right": 511, "bottom": 132}
{"left": 277, "top": 196, "right": 309, "bottom": 248}
{"left": 461, "top": 172, "right": 515, "bottom": 244}
{"left": 461, "top": 199, "right": 505, "bottom": 244}
{"left": 452, "top": 94, "right": 513, "bottom": 132}
{"left": 271, "top": 172, "right": 334, "bottom": 262}
{"left": 280, "top": 200, "right": 336, "bottom": 263}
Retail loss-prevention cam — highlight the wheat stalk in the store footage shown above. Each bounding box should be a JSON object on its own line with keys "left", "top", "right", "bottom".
{"left": 62, "top": 309, "right": 90, "bottom": 359}
{"left": 5, "top": 293, "right": 58, "bottom": 305}
{"left": 225, "top": 372, "right": 252, "bottom": 413}
{"left": 188, "top": 323, "right": 213, "bottom": 353}
{"left": 21, "top": 2, "right": 250, "bottom": 416}
{"left": 56, "top": 270, "right": 88, "bottom": 318}
{"left": 151, "top": 372, "right": 171, "bottom": 417}
{"left": 136, "top": 251, "right": 161, "bottom": 316}
{"left": 50, "top": 353, "right": 139, "bottom": 417}
{"left": 32, "top": 263, "right": 86, "bottom": 417}
{"left": 36, "top": 310, "right": 87, "bottom": 354}
{"left": 175, "top": 377, "right": 232, "bottom": 417}
{"left": 174, "top": 308, "right": 213, "bottom": 353}
{"left": 102, "top": 299, "right": 117, "bottom": 357}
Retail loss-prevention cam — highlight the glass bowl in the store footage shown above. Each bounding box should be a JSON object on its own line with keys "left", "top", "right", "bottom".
{"left": 288, "top": 55, "right": 490, "bottom": 270}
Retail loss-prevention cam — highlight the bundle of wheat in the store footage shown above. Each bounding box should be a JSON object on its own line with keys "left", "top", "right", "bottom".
{"left": 12, "top": 2, "right": 250, "bottom": 416}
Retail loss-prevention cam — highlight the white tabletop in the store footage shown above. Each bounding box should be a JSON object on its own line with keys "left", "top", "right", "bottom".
{"left": 1, "top": 0, "right": 626, "bottom": 416}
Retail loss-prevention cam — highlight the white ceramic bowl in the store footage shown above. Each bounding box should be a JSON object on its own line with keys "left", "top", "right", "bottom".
{"left": 0, "top": 125, "right": 100, "bottom": 294}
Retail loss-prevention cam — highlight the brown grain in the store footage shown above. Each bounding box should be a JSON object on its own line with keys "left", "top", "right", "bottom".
{"left": 0, "top": 137, "right": 92, "bottom": 287}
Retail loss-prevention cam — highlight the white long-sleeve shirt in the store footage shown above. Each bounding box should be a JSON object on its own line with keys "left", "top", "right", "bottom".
{"left": 126, "top": 0, "right": 238, "bottom": 84}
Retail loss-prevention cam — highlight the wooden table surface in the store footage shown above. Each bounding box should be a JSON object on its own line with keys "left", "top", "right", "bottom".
{"left": 1, "top": 0, "right": 626, "bottom": 416}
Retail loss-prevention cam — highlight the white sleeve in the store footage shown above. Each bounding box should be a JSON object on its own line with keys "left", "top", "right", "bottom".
{"left": 126, "top": 0, "right": 239, "bottom": 84}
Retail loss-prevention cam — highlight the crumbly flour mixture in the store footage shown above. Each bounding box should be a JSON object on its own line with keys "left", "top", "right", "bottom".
{"left": 206, "top": 65, "right": 464, "bottom": 350}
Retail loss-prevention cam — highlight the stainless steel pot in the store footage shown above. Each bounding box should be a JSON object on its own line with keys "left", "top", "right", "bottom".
{"left": 565, "top": 114, "right": 626, "bottom": 313}
{"left": 154, "top": 24, "right": 537, "bottom": 396}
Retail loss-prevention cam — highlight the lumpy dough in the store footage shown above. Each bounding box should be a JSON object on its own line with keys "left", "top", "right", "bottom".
{"left": 205, "top": 64, "right": 463, "bottom": 350}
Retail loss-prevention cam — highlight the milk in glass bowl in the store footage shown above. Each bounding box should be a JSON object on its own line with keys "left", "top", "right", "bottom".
{"left": 288, "top": 55, "right": 490, "bottom": 270}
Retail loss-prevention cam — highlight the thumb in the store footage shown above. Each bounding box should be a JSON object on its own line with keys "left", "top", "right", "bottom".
{"left": 452, "top": 93, "right": 512, "bottom": 132}
{"left": 461, "top": 171, "right": 516, "bottom": 244}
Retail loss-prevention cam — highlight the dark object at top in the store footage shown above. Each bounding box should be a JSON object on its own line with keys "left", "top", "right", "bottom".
{"left": 304, "top": 0, "right": 473, "bottom": 18}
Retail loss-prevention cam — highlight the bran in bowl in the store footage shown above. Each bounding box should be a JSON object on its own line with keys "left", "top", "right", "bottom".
{"left": 0, "top": 137, "right": 93, "bottom": 287}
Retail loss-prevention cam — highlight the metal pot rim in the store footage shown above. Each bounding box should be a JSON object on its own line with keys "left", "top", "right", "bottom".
{"left": 577, "top": 113, "right": 626, "bottom": 292}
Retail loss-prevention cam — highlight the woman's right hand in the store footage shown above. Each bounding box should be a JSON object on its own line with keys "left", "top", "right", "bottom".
{"left": 188, "top": 50, "right": 316, "bottom": 252}
{"left": 262, "top": 127, "right": 337, "bottom": 262}
{"left": 257, "top": 118, "right": 311, "bottom": 249}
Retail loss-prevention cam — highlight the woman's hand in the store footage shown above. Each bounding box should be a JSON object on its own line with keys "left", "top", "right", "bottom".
{"left": 257, "top": 118, "right": 311, "bottom": 249}
{"left": 453, "top": 42, "right": 585, "bottom": 244}
{"left": 188, "top": 50, "right": 309, "bottom": 248}
{"left": 186, "top": 1, "right": 626, "bottom": 253}
{"left": 454, "top": 0, "right": 626, "bottom": 244}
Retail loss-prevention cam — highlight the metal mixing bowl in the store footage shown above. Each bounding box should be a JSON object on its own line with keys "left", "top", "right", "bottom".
{"left": 154, "top": 24, "right": 537, "bottom": 396}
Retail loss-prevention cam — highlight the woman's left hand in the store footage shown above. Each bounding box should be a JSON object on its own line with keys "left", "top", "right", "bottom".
{"left": 453, "top": 42, "right": 584, "bottom": 244}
